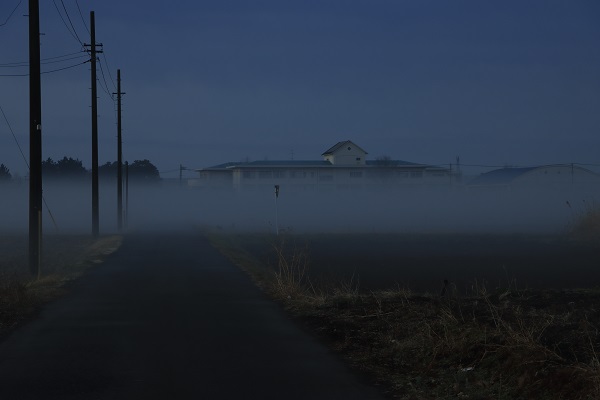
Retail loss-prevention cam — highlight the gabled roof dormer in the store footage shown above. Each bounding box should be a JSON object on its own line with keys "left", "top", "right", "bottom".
{"left": 321, "top": 140, "right": 367, "bottom": 165}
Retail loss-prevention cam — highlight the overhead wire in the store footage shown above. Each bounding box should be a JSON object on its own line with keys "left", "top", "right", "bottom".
{"left": 0, "top": 51, "right": 86, "bottom": 67}
{"left": 0, "top": 103, "right": 28, "bottom": 170}
{"left": 97, "top": 56, "right": 115, "bottom": 101}
{"left": 40, "top": 53, "right": 89, "bottom": 66}
{"left": 100, "top": 53, "right": 117, "bottom": 90}
{"left": 60, "top": 0, "right": 83, "bottom": 45}
{"left": 0, "top": 104, "right": 58, "bottom": 230}
{"left": 0, "top": 1, "right": 120, "bottom": 230}
{"left": 0, "top": 0, "right": 22, "bottom": 27}
{"left": 41, "top": 59, "right": 90, "bottom": 75}
{"left": 0, "top": 59, "right": 90, "bottom": 76}
{"left": 75, "top": 0, "right": 90, "bottom": 35}
{"left": 52, "top": 0, "right": 82, "bottom": 46}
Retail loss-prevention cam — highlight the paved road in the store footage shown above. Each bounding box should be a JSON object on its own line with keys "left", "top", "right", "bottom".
{"left": 0, "top": 232, "right": 385, "bottom": 399}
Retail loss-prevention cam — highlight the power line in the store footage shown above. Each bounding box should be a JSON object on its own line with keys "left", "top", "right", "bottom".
{"left": 0, "top": 104, "right": 59, "bottom": 231}
{"left": 0, "top": 59, "right": 90, "bottom": 76}
{"left": 60, "top": 0, "right": 83, "bottom": 44}
{"left": 0, "top": 54, "right": 88, "bottom": 69}
{"left": 41, "top": 53, "right": 88, "bottom": 66}
{"left": 0, "top": 0, "right": 22, "bottom": 27}
{"left": 52, "top": 0, "right": 82, "bottom": 46}
{"left": 75, "top": 0, "right": 90, "bottom": 35}
{"left": 101, "top": 53, "right": 117, "bottom": 90}
{"left": 0, "top": 103, "right": 29, "bottom": 169}
{"left": 0, "top": 51, "right": 85, "bottom": 67}
{"left": 41, "top": 59, "right": 90, "bottom": 74}
{"left": 97, "top": 56, "right": 115, "bottom": 101}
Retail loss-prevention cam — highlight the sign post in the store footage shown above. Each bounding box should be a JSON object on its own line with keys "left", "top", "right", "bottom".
{"left": 274, "top": 184, "right": 280, "bottom": 235}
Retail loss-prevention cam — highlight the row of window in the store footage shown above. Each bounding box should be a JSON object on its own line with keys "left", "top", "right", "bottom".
{"left": 242, "top": 171, "right": 319, "bottom": 179}
{"left": 240, "top": 170, "right": 433, "bottom": 180}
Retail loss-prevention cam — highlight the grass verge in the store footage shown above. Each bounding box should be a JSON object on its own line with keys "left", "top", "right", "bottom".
{"left": 210, "top": 233, "right": 600, "bottom": 400}
{"left": 0, "top": 235, "right": 122, "bottom": 340}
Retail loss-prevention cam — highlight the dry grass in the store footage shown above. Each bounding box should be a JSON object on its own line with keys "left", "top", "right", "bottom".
{"left": 211, "top": 233, "right": 600, "bottom": 400}
{"left": 0, "top": 235, "right": 122, "bottom": 339}
{"left": 570, "top": 200, "right": 600, "bottom": 240}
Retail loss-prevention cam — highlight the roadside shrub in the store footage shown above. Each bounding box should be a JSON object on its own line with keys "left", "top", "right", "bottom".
{"left": 570, "top": 200, "right": 600, "bottom": 239}
{"left": 272, "top": 238, "right": 310, "bottom": 299}
{"left": 0, "top": 272, "right": 30, "bottom": 309}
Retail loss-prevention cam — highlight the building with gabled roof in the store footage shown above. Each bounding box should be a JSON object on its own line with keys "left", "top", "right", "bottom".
{"left": 321, "top": 140, "right": 368, "bottom": 165}
{"left": 191, "top": 141, "right": 453, "bottom": 191}
{"left": 467, "top": 164, "right": 600, "bottom": 191}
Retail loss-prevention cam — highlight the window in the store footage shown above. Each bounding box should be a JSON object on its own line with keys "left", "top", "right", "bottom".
{"left": 273, "top": 170, "right": 286, "bottom": 178}
{"left": 291, "top": 171, "right": 306, "bottom": 179}
{"left": 410, "top": 171, "right": 423, "bottom": 178}
{"left": 243, "top": 171, "right": 255, "bottom": 179}
{"left": 319, "top": 174, "right": 333, "bottom": 181}
{"left": 349, "top": 171, "right": 363, "bottom": 178}
{"left": 356, "top": 157, "right": 361, "bottom": 161}
{"left": 259, "top": 171, "right": 273, "bottom": 179}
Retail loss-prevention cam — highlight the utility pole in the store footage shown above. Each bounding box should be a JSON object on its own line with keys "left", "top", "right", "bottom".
{"left": 114, "top": 69, "right": 124, "bottom": 231}
{"left": 28, "top": 0, "right": 42, "bottom": 278}
{"left": 124, "top": 161, "right": 129, "bottom": 229}
{"left": 84, "top": 11, "right": 102, "bottom": 238}
{"left": 179, "top": 164, "right": 185, "bottom": 186}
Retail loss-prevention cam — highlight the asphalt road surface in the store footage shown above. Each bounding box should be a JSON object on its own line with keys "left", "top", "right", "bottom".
{"left": 0, "top": 232, "right": 385, "bottom": 399}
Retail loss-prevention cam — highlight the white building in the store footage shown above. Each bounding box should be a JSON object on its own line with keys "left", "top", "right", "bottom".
{"left": 191, "top": 140, "right": 454, "bottom": 191}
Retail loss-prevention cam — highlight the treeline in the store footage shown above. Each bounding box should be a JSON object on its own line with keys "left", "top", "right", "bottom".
{"left": 0, "top": 158, "right": 160, "bottom": 182}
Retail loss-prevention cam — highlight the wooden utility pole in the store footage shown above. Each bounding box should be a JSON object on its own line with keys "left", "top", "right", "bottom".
{"left": 28, "top": 0, "right": 42, "bottom": 278}
{"left": 124, "top": 161, "right": 129, "bottom": 229}
{"left": 115, "top": 69, "right": 123, "bottom": 231}
{"left": 85, "top": 11, "right": 102, "bottom": 238}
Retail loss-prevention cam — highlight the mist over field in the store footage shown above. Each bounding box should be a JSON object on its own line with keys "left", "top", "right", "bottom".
{"left": 1, "top": 181, "right": 597, "bottom": 235}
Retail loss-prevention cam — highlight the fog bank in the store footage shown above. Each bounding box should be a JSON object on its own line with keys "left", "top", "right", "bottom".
{"left": 1, "top": 181, "right": 597, "bottom": 235}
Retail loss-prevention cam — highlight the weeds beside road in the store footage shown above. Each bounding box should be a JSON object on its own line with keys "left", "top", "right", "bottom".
{"left": 211, "top": 233, "right": 600, "bottom": 399}
{"left": 0, "top": 235, "right": 122, "bottom": 340}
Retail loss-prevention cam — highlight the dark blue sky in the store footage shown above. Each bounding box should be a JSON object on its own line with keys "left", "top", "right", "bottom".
{"left": 1, "top": 0, "right": 599, "bottom": 177}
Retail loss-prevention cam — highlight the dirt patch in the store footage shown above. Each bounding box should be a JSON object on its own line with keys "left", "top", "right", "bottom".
{"left": 0, "top": 234, "right": 122, "bottom": 340}
{"left": 211, "top": 233, "right": 600, "bottom": 399}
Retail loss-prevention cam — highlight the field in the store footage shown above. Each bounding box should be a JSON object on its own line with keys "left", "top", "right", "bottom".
{"left": 211, "top": 232, "right": 600, "bottom": 399}
{"left": 221, "top": 233, "right": 600, "bottom": 293}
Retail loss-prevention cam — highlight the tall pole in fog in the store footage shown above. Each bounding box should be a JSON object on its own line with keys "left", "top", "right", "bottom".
{"left": 125, "top": 161, "right": 129, "bottom": 229}
{"left": 115, "top": 69, "right": 123, "bottom": 231}
{"left": 28, "top": 0, "right": 42, "bottom": 278}
{"left": 86, "top": 11, "right": 101, "bottom": 238}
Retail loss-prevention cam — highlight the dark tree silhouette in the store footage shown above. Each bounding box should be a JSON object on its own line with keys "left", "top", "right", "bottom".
{"left": 42, "top": 157, "right": 88, "bottom": 179}
{"left": 40, "top": 157, "right": 159, "bottom": 182}
{"left": 129, "top": 159, "right": 160, "bottom": 182}
{"left": 0, "top": 163, "right": 11, "bottom": 181}
{"left": 99, "top": 161, "right": 118, "bottom": 178}
{"left": 41, "top": 157, "right": 58, "bottom": 178}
